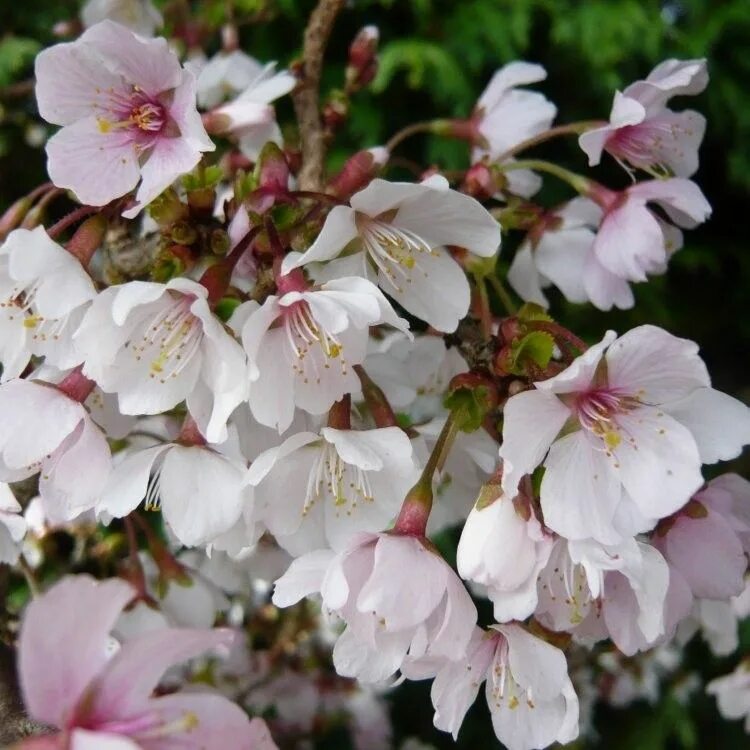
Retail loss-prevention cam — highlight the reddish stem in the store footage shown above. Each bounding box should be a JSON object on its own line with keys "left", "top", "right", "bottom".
{"left": 47, "top": 204, "right": 100, "bottom": 240}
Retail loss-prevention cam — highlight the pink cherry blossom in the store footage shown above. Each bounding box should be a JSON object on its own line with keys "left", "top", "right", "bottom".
{"left": 75, "top": 278, "right": 247, "bottom": 443}
{"left": 281, "top": 176, "right": 501, "bottom": 332}
{"left": 17, "top": 575, "right": 272, "bottom": 749}
{"left": 237, "top": 275, "right": 409, "bottom": 432}
{"left": 0, "top": 377, "right": 111, "bottom": 520}
{"left": 273, "top": 531, "right": 477, "bottom": 683}
{"left": 500, "top": 325, "right": 750, "bottom": 543}
{"left": 35, "top": 20, "right": 214, "bottom": 217}
{"left": 590, "top": 177, "right": 710, "bottom": 284}
{"left": 405, "top": 624, "right": 579, "bottom": 750}
{"left": 456, "top": 485, "right": 552, "bottom": 622}
{"left": 580, "top": 59, "right": 707, "bottom": 176}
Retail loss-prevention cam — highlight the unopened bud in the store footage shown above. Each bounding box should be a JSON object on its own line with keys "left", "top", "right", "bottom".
{"left": 210, "top": 228, "right": 231, "bottom": 255}
{"left": 346, "top": 26, "right": 379, "bottom": 89}
{"left": 323, "top": 91, "right": 349, "bottom": 130}
{"left": 329, "top": 147, "right": 388, "bottom": 198}
{"left": 170, "top": 221, "right": 198, "bottom": 246}
{"left": 221, "top": 23, "right": 239, "bottom": 52}
{"left": 149, "top": 188, "right": 188, "bottom": 226}
{"left": 66, "top": 213, "right": 107, "bottom": 266}
{"left": 255, "top": 142, "right": 291, "bottom": 196}
{"left": 462, "top": 162, "right": 496, "bottom": 200}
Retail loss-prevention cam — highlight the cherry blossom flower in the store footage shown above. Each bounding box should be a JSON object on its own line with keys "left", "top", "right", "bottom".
{"left": 281, "top": 176, "right": 501, "bottom": 332}
{"left": 200, "top": 59, "right": 295, "bottom": 160}
{"left": 507, "top": 197, "right": 636, "bottom": 311}
{"left": 590, "top": 178, "right": 710, "bottom": 285}
{"left": 75, "top": 278, "right": 247, "bottom": 443}
{"left": 17, "top": 575, "right": 272, "bottom": 749}
{"left": 100, "top": 431, "right": 251, "bottom": 548}
{"left": 405, "top": 624, "right": 579, "bottom": 750}
{"left": 35, "top": 20, "right": 214, "bottom": 216}
{"left": 0, "top": 482, "right": 26, "bottom": 564}
{"left": 580, "top": 59, "right": 708, "bottom": 176}
{"left": 0, "top": 226, "right": 98, "bottom": 380}
{"left": 237, "top": 275, "right": 409, "bottom": 432}
{"left": 472, "top": 62, "right": 557, "bottom": 197}
{"left": 654, "top": 476, "right": 749, "bottom": 602}
{"left": 273, "top": 531, "right": 477, "bottom": 682}
{"left": 499, "top": 325, "right": 750, "bottom": 543}
{"left": 247, "top": 425, "right": 419, "bottom": 555}
{"left": 535, "top": 538, "right": 670, "bottom": 655}
{"left": 456, "top": 485, "right": 552, "bottom": 622}
{"left": 81, "top": 0, "right": 163, "bottom": 36}
{"left": 0, "top": 377, "right": 111, "bottom": 520}
{"left": 707, "top": 661, "right": 750, "bottom": 733}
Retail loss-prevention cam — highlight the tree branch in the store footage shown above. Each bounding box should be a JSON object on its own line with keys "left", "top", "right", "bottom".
{"left": 292, "top": 0, "right": 345, "bottom": 192}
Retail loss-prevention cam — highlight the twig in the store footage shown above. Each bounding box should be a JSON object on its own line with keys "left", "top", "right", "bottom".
{"left": 292, "top": 0, "right": 346, "bottom": 192}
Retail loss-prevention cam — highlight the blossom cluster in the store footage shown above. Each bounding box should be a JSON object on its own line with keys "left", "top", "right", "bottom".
{"left": 0, "top": 2, "right": 748, "bottom": 749}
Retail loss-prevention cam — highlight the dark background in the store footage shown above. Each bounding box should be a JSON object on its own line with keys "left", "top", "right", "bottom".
{"left": 0, "top": 1, "right": 748, "bottom": 747}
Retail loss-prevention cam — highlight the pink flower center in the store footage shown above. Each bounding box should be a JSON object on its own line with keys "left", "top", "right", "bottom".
{"left": 573, "top": 387, "right": 639, "bottom": 451}
{"left": 605, "top": 120, "right": 680, "bottom": 174}
{"left": 96, "top": 88, "right": 169, "bottom": 146}
{"left": 488, "top": 634, "right": 536, "bottom": 710}
{"left": 94, "top": 709, "right": 200, "bottom": 740}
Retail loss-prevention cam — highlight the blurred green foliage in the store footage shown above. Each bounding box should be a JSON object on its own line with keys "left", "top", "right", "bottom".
{"left": 0, "top": 1, "right": 748, "bottom": 748}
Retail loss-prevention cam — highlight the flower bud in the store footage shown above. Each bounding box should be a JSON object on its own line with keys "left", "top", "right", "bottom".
{"left": 328, "top": 147, "right": 388, "bottom": 198}
{"left": 346, "top": 26, "right": 379, "bottom": 89}
{"left": 66, "top": 213, "right": 107, "bottom": 266}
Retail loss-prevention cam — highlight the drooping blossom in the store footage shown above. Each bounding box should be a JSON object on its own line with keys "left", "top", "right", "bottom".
{"left": 456, "top": 483, "right": 552, "bottom": 622}
{"left": 589, "top": 178, "right": 710, "bottom": 285}
{"left": 200, "top": 58, "right": 295, "bottom": 160}
{"left": 707, "top": 661, "right": 750, "bottom": 733}
{"left": 472, "top": 61, "right": 557, "bottom": 197}
{"left": 237, "top": 275, "right": 409, "bottom": 432}
{"left": 0, "top": 376, "right": 111, "bottom": 520}
{"left": 580, "top": 59, "right": 708, "bottom": 176}
{"left": 99, "top": 430, "right": 251, "bottom": 548}
{"left": 404, "top": 624, "right": 579, "bottom": 750}
{"left": 17, "top": 575, "right": 273, "bottom": 749}
{"left": 535, "top": 538, "right": 670, "bottom": 655}
{"left": 273, "top": 532, "right": 477, "bottom": 683}
{"left": 499, "top": 325, "right": 750, "bottom": 543}
{"left": 507, "top": 197, "right": 635, "bottom": 311}
{"left": 281, "top": 176, "right": 501, "bottom": 332}
{"left": 81, "top": 0, "right": 163, "bottom": 36}
{"left": 247, "top": 425, "right": 419, "bottom": 555}
{"left": 75, "top": 278, "right": 247, "bottom": 443}
{"left": 0, "top": 482, "right": 26, "bottom": 564}
{"left": 0, "top": 226, "right": 97, "bottom": 381}
{"left": 654, "top": 475, "right": 750, "bottom": 602}
{"left": 35, "top": 20, "right": 214, "bottom": 216}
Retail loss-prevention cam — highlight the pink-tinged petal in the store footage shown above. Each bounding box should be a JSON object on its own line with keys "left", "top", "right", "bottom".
{"left": 578, "top": 124, "right": 611, "bottom": 167}
{"left": 594, "top": 198, "right": 664, "bottom": 281}
{"left": 272, "top": 549, "right": 335, "bottom": 607}
{"left": 281, "top": 206, "right": 358, "bottom": 272}
{"left": 247, "top": 717, "right": 279, "bottom": 750}
{"left": 34, "top": 39, "right": 124, "bottom": 126}
{"left": 111, "top": 281, "right": 167, "bottom": 325}
{"left": 125, "top": 136, "right": 204, "bottom": 218}
{"left": 666, "top": 387, "right": 750, "bottom": 463}
{"left": 663, "top": 509, "right": 746, "bottom": 599}
{"left": 583, "top": 250, "right": 634, "bottom": 311}
{"left": 46, "top": 118, "right": 140, "bottom": 207}
{"left": 499, "top": 389, "right": 570, "bottom": 496}
{"left": 507, "top": 243, "right": 549, "bottom": 307}
{"left": 605, "top": 324, "right": 709, "bottom": 403}
{"left": 628, "top": 178, "right": 711, "bottom": 229}
{"left": 535, "top": 226, "right": 592, "bottom": 304}
{"left": 430, "top": 629, "right": 496, "bottom": 739}
{"left": 40, "top": 415, "right": 111, "bottom": 519}
{"left": 613, "top": 408, "right": 703, "bottom": 521}
{"left": 333, "top": 624, "right": 411, "bottom": 683}
{"left": 99, "top": 444, "right": 171, "bottom": 518}
{"left": 625, "top": 58, "right": 708, "bottom": 111}
{"left": 534, "top": 330, "right": 615, "bottom": 394}
{"left": 80, "top": 20, "right": 182, "bottom": 95}
{"left": 88, "top": 627, "right": 234, "bottom": 721}
{"left": 0, "top": 381, "right": 83, "bottom": 472}
{"left": 239, "top": 297, "right": 279, "bottom": 379}
{"left": 647, "top": 110, "right": 706, "bottom": 177}
{"left": 580, "top": 92, "right": 645, "bottom": 166}
{"left": 429, "top": 572, "right": 478, "bottom": 660}
{"left": 356, "top": 536, "right": 446, "bottom": 630}
{"left": 168, "top": 70, "right": 214, "bottom": 153}
{"left": 541, "top": 431, "right": 623, "bottom": 543}
{"left": 19, "top": 575, "right": 134, "bottom": 728}
{"left": 81, "top": 0, "right": 163, "bottom": 36}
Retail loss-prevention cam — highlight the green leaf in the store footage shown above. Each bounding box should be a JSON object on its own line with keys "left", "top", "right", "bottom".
{"left": 0, "top": 36, "right": 41, "bottom": 87}
{"left": 512, "top": 330, "right": 555, "bottom": 369}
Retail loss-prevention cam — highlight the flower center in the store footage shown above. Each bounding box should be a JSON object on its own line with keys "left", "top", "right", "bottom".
{"left": 541, "top": 552, "right": 595, "bottom": 627}
{"left": 0, "top": 280, "right": 67, "bottom": 341}
{"left": 573, "top": 387, "right": 639, "bottom": 452}
{"left": 96, "top": 89, "right": 167, "bottom": 138}
{"left": 302, "top": 442, "right": 374, "bottom": 518}
{"left": 359, "top": 217, "right": 436, "bottom": 294}
{"left": 129, "top": 296, "right": 203, "bottom": 383}
{"left": 606, "top": 120, "right": 682, "bottom": 176}
{"left": 284, "top": 301, "right": 346, "bottom": 382}
{"left": 489, "top": 636, "right": 536, "bottom": 710}
{"left": 96, "top": 710, "right": 199, "bottom": 740}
